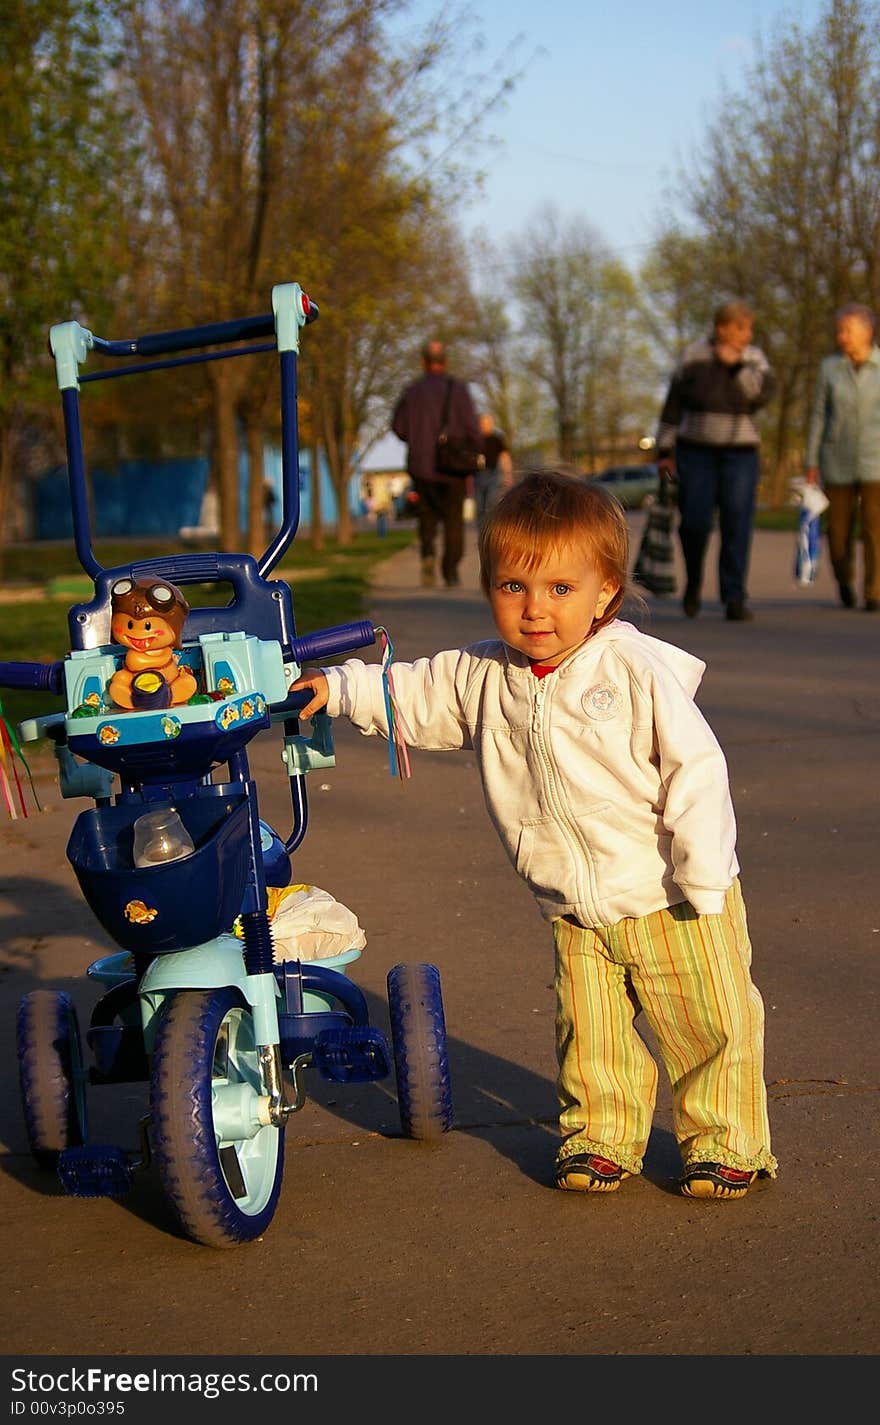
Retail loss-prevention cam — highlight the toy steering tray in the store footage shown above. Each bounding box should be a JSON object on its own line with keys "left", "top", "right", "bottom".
{"left": 63, "top": 631, "right": 287, "bottom": 779}
{"left": 62, "top": 551, "right": 295, "bottom": 780}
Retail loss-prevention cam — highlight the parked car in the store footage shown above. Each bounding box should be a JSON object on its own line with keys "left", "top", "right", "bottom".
{"left": 592, "top": 463, "right": 660, "bottom": 509}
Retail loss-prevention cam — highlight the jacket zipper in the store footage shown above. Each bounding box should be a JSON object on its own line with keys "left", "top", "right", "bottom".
{"left": 531, "top": 675, "right": 597, "bottom": 919}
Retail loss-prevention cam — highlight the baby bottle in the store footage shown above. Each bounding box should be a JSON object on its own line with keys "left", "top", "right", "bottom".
{"left": 133, "top": 808, "right": 195, "bottom": 867}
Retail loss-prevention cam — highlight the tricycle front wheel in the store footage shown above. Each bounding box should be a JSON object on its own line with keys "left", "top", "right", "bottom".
{"left": 387, "top": 962, "right": 453, "bottom": 1140}
{"left": 17, "top": 990, "right": 88, "bottom": 1170}
{"left": 149, "top": 987, "right": 284, "bottom": 1248}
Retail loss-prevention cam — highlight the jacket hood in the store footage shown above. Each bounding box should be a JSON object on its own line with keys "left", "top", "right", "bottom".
{"left": 594, "top": 620, "right": 706, "bottom": 696}
{"left": 495, "top": 620, "right": 707, "bottom": 698}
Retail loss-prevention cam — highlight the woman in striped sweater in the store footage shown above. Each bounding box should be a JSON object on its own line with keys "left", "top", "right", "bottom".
{"left": 656, "top": 301, "right": 776, "bottom": 623}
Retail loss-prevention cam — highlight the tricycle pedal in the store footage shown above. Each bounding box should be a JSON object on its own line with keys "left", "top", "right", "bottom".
{"left": 57, "top": 1144, "right": 133, "bottom": 1198}
{"left": 312, "top": 1026, "right": 391, "bottom": 1083}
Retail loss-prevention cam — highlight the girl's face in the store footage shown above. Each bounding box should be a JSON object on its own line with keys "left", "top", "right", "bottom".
{"left": 488, "top": 541, "right": 619, "bottom": 667}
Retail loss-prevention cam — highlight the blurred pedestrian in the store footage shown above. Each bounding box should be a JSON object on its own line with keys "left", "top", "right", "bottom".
{"left": 474, "top": 412, "right": 513, "bottom": 525}
{"left": 262, "top": 478, "right": 278, "bottom": 539}
{"left": 655, "top": 300, "right": 776, "bottom": 622}
{"left": 391, "top": 340, "right": 481, "bottom": 587}
{"left": 805, "top": 301, "right": 880, "bottom": 611}
{"left": 363, "top": 478, "right": 392, "bottom": 537}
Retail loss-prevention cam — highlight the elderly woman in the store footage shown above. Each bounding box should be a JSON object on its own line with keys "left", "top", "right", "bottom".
{"left": 806, "top": 302, "right": 880, "bottom": 612}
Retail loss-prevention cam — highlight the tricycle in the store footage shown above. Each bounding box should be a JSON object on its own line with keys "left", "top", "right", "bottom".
{"left": 0, "top": 284, "right": 453, "bottom": 1248}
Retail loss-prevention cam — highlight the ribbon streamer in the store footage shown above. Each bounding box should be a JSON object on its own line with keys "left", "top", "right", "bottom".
{"left": 375, "top": 626, "right": 411, "bottom": 781}
{"left": 0, "top": 696, "right": 42, "bottom": 818}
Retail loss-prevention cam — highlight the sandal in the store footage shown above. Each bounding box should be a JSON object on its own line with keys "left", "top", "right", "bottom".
{"left": 555, "top": 1152, "right": 631, "bottom": 1193}
{"left": 680, "top": 1162, "right": 757, "bottom": 1200}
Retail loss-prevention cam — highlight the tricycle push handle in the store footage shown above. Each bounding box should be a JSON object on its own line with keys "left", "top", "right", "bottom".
{"left": 0, "top": 660, "right": 65, "bottom": 695}
{"left": 87, "top": 295, "right": 319, "bottom": 361}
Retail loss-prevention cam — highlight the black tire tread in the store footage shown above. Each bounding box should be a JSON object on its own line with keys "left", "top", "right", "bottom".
{"left": 16, "top": 989, "right": 86, "bottom": 1170}
{"left": 387, "top": 962, "right": 453, "bottom": 1140}
{"left": 149, "top": 987, "right": 283, "bottom": 1248}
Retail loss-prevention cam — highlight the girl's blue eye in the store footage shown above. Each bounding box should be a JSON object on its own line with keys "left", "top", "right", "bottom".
{"left": 553, "top": 584, "right": 571, "bottom": 596}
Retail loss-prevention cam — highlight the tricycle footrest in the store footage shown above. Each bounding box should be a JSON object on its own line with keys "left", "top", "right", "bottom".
{"left": 57, "top": 1144, "right": 133, "bottom": 1198}
{"left": 312, "top": 1026, "right": 391, "bottom": 1083}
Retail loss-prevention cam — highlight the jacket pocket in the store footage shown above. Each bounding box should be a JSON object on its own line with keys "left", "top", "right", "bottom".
{"left": 573, "top": 803, "right": 673, "bottom": 899}
{"left": 515, "top": 807, "right": 608, "bottom": 899}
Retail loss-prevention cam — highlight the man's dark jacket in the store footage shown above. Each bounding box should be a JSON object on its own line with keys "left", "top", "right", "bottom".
{"left": 392, "top": 371, "right": 480, "bottom": 482}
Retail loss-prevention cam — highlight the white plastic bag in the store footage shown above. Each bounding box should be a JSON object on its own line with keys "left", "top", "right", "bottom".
{"left": 268, "top": 883, "right": 366, "bottom": 960}
{"left": 789, "top": 479, "right": 829, "bottom": 586}
{"left": 234, "top": 883, "right": 366, "bottom": 960}
{"left": 790, "top": 477, "right": 829, "bottom": 518}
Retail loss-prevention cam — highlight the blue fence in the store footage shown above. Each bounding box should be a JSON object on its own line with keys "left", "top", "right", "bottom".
{"left": 33, "top": 448, "right": 362, "bottom": 541}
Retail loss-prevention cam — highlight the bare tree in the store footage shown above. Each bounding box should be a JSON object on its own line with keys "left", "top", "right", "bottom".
{"left": 509, "top": 206, "right": 657, "bottom": 466}
{"left": 647, "top": 0, "right": 880, "bottom": 499}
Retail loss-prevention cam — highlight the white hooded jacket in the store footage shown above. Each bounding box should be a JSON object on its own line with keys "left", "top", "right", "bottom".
{"left": 322, "top": 620, "right": 739, "bottom": 929}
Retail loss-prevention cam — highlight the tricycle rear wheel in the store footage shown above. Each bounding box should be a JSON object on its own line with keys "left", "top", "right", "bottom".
{"left": 16, "top": 990, "right": 88, "bottom": 1170}
{"left": 150, "top": 987, "right": 284, "bottom": 1248}
{"left": 387, "top": 962, "right": 453, "bottom": 1139}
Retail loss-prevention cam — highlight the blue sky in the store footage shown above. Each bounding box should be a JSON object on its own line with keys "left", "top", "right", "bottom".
{"left": 400, "top": 0, "right": 825, "bottom": 262}
{"left": 366, "top": 0, "right": 824, "bottom": 467}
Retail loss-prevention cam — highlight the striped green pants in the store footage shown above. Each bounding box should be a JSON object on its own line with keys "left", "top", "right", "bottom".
{"left": 553, "top": 879, "right": 778, "bottom": 1178}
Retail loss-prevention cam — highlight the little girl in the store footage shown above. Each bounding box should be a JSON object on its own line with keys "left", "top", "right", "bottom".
{"left": 291, "top": 470, "right": 777, "bottom": 1199}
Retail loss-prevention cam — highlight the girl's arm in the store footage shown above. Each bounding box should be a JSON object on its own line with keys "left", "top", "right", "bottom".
{"left": 647, "top": 669, "right": 739, "bottom": 914}
{"left": 295, "top": 651, "right": 473, "bottom": 751}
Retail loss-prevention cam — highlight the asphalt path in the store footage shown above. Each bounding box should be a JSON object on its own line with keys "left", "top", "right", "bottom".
{"left": 0, "top": 514, "right": 877, "bottom": 1382}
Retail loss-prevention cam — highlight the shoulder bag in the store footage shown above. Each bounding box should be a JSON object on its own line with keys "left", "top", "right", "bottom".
{"left": 434, "top": 378, "right": 483, "bottom": 477}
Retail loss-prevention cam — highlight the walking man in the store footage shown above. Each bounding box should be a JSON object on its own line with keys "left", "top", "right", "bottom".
{"left": 655, "top": 300, "right": 775, "bottom": 622}
{"left": 392, "top": 340, "right": 481, "bottom": 587}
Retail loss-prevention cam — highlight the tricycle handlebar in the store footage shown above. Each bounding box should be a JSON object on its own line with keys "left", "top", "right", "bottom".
{"left": 289, "top": 620, "right": 376, "bottom": 665}
{"left": 0, "top": 661, "right": 65, "bottom": 695}
{"left": 0, "top": 615, "right": 375, "bottom": 714}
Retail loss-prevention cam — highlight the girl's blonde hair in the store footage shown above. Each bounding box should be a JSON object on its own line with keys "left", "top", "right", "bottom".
{"left": 478, "top": 469, "right": 634, "bottom": 633}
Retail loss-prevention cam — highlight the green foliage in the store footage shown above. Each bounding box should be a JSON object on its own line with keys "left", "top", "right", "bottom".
{"left": 0, "top": 1, "right": 135, "bottom": 408}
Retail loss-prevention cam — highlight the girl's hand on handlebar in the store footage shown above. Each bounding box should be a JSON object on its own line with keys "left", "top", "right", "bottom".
{"left": 289, "top": 669, "right": 330, "bottom": 718}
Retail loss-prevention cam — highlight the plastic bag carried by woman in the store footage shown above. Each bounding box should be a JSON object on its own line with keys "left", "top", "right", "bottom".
{"left": 790, "top": 479, "right": 830, "bottom": 585}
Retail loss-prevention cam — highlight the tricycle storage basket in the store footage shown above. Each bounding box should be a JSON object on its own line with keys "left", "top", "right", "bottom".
{"left": 67, "top": 789, "right": 250, "bottom": 952}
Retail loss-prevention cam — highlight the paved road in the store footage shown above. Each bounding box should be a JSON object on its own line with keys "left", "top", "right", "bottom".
{"left": 1, "top": 516, "right": 878, "bottom": 1369}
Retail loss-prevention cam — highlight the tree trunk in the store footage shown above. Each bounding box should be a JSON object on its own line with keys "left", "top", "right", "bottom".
{"left": 244, "top": 413, "right": 265, "bottom": 561}
{"left": 770, "top": 379, "right": 798, "bottom": 507}
{"left": 310, "top": 440, "right": 324, "bottom": 551}
{"left": 209, "top": 362, "right": 245, "bottom": 552}
{"left": 0, "top": 421, "right": 11, "bottom": 582}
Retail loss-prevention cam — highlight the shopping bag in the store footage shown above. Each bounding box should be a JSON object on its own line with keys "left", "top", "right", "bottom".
{"left": 790, "top": 479, "right": 829, "bottom": 586}
{"left": 794, "top": 509, "right": 822, "bottom": 584}
{"left": 633, "top": 479, "right": 677, "bottom": 596}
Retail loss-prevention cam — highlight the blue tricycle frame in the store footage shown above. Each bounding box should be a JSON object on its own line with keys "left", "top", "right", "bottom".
{"left": 0, "top": 284, "right": 453, "bottom": 1248}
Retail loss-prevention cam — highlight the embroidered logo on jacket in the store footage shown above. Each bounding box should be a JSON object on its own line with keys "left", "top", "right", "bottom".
{"left": 582, "top": 682, "right": 621, "bottom": 720}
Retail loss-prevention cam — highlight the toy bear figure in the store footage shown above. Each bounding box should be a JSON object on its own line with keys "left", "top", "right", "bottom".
{"left": 108, "top": 577, "right": 198, "bottom": 710}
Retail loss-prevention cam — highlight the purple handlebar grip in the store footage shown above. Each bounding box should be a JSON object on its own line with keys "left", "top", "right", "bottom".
{"left": 290, "top": 620, "right": 376, "bottom": 665}
{"left": 0, "top": 661, "right": 65, "bottom": 694}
